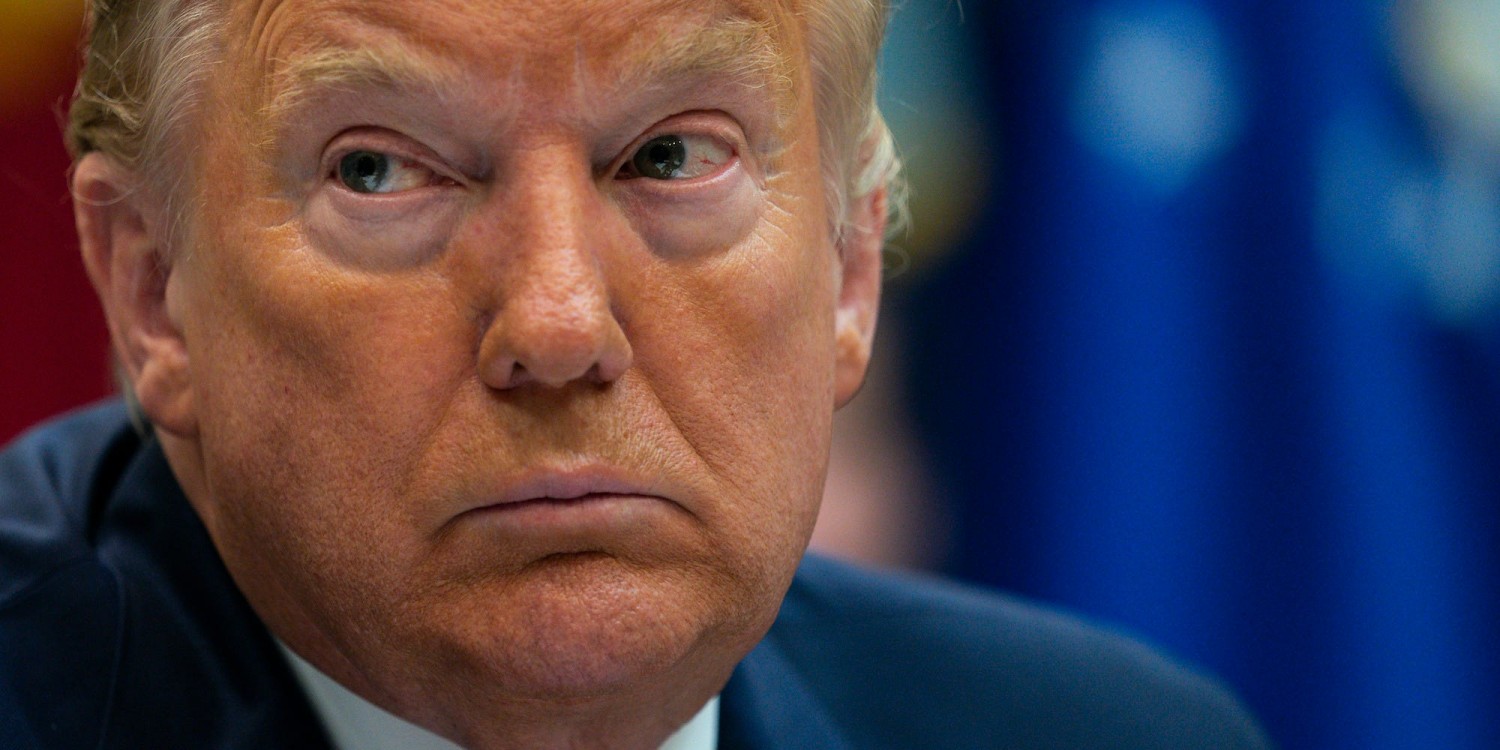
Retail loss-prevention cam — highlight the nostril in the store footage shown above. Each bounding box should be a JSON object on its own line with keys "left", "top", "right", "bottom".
{"left": 593, "top": 329, "right": 634, "bottom": 383}
{"left": 473, "top": 250, "right": 633, "bottom": 390}
{"left": 481, "top": 319, "right": 626, "bottom": 390}
{"left": 527, "top": 349, "right": 598, "bottom": 387}
{"left": 503, "top": 362, "right": 534, "bottom": 388}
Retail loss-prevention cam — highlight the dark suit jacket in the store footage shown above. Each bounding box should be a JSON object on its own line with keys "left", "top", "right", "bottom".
{"left": 2, "top": 402, "right": 1271, "bottom": 749}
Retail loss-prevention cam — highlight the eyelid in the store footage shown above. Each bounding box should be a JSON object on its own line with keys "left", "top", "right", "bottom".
{"left": 321, "top": 128, "right": 461, "bottom": 189}
{"left": 611, "top": 112, "right": 745, "bottom": 180}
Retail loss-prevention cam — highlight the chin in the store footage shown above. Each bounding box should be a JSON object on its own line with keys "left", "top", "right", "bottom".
{"left": 418, "top": 552, "right": 749, "bottom": 700}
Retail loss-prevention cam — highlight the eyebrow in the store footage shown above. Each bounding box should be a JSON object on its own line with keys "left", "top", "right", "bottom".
{"left": 261, "top": 12, "right": 796, "bottom": 130}
{"left": 617, "top": 13, "right": 795, "bottom": 116}
{"left": 261, "top": 45, "right": 469, "bottom": 128}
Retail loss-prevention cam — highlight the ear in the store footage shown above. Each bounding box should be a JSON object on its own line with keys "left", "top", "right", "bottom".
{"left": 833, "top": 185, "right": 886, "bottom": 408}
{"left": 73, "top": 153, "right": 197, "bottom": 437}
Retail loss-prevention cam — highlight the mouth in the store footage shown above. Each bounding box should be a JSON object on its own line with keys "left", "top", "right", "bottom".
{"left": 456, "top": 468, "right": 680, "bottom": 538}
{"left": 476, "top": 467, "right": 668, "bottom": 510}
{"left": 499, "top": 493, "right": 632, "bottom": 509}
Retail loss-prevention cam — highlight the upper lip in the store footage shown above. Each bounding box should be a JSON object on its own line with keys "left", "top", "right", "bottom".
{"left": 477, "top": 465, "right": 667, "bottom": 510}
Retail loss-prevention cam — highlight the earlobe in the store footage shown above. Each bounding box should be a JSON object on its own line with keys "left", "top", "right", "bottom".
{"left": 832, "top": 186, "right": 887, "bottom": 408}
{"left": 73, "top": 153, "right": 198, "bottom": 437}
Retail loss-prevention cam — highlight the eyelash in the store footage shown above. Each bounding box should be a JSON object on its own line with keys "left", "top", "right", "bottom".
{"left": 322, "top": 120, "right": 740, "bottom": 197}
{"left": 322, "top": 128, "right": 457, "bottom": 197}
{"left": 328, "top": 151, "right": 442, "bottom": 194}
{"left": 615, "top": 131, "right": 737, "bottom": 182}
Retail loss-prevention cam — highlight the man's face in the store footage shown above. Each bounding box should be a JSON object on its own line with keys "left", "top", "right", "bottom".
{"left": 146, "top": 0, "right": 873, "bottom": 739}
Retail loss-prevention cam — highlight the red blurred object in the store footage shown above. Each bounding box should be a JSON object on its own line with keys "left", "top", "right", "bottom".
{"left": 0, "top": 44, "right": 112, "bottom": 445}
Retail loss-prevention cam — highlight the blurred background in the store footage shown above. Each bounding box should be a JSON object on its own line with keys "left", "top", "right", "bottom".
{"left": 4, "top": 1, "right": 1498, "bottom": 748}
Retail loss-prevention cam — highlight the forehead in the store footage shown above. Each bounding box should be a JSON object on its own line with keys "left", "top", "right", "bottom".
{"left": 230, "top": 0, "right": 803, "bottom": 117}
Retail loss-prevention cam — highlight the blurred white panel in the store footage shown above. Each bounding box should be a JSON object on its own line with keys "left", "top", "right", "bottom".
{"left": 1070, "top": 1, "right": 1245, "bottom": 193}
{"left": 1398, "top": 0, "right": 1500, "bottom": 158}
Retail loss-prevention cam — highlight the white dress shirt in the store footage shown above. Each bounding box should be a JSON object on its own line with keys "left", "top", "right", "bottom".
{"left": 280, "top": 644, "right": 719, "bottom": 750}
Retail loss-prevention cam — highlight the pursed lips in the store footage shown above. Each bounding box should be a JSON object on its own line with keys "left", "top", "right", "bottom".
{"left": 469, "top": 466, "right": 673, "bottom": 514}
{"left": 432, "top": 464, "right": 695, "bottom": 569}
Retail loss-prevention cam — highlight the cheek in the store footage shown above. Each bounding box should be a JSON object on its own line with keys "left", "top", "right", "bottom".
{"left": 626, "top": 194, "right": 840, "bottom": 555}
{"left": 181, "top": 216, "right": 475, "bottom": 545}
{"left": 179, "top": 235, "right": 496, "bottom": 651}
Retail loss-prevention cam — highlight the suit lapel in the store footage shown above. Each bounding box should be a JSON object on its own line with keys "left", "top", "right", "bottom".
{"left": 95, "top": 437, "right": 333, "bottom": 749}
{"left": 717, "top": 630, "right": 853, "bottom": 750}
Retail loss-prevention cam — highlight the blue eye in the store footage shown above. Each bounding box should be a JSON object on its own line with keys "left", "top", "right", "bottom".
{"left": 338, "top": 151, "right": 391, "bottom": 193}
{"left": 333, "top": 150, "right": 445, "bottom": 194}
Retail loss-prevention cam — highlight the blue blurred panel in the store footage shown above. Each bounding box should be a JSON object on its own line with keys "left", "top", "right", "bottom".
{"left": 895, "top": 0, "right": 1500, "bottom": 747}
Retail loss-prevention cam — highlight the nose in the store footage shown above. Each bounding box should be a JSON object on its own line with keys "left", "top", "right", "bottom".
{"left": 474, "top": 165, "right": 633, "bottom": 390}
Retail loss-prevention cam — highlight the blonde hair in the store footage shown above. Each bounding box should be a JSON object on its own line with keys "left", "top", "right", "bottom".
{"left": 802, "top": 0, "right": 906, "bottom": 240}
{"left": 67, "top": 0, "right": 227, "bottom": 243}
{"left": 66, "top": 0, "right": 902, "bottom": 246}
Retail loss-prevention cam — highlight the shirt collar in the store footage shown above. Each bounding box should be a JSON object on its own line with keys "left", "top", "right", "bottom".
{"left": 279, "top": 643, "right": 719, "bottom": 750}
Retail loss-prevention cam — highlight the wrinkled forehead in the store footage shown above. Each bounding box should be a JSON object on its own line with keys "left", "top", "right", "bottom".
{"left": 225, "top": 0, "right": 805, "bottom": 125}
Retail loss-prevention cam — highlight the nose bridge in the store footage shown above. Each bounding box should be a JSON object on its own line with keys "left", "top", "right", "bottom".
{"left": 476, "top": 147, "right": 632, "bottom": 389}
{"left": 510, "top": 159, "right": 603, "bottom": 304}
{"left": 518, "top": 137, "right": 594, "bottom": 230}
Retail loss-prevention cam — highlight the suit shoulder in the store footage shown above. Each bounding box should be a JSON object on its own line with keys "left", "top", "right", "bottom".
{"left": 0, "top": 401, "right": 137, "bottom": 604}
{"left": 769, "top": 555, "right": 1272, "bottom": 749}
{"left": 0, "top": 403, "right": 139, "bottom": 750}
